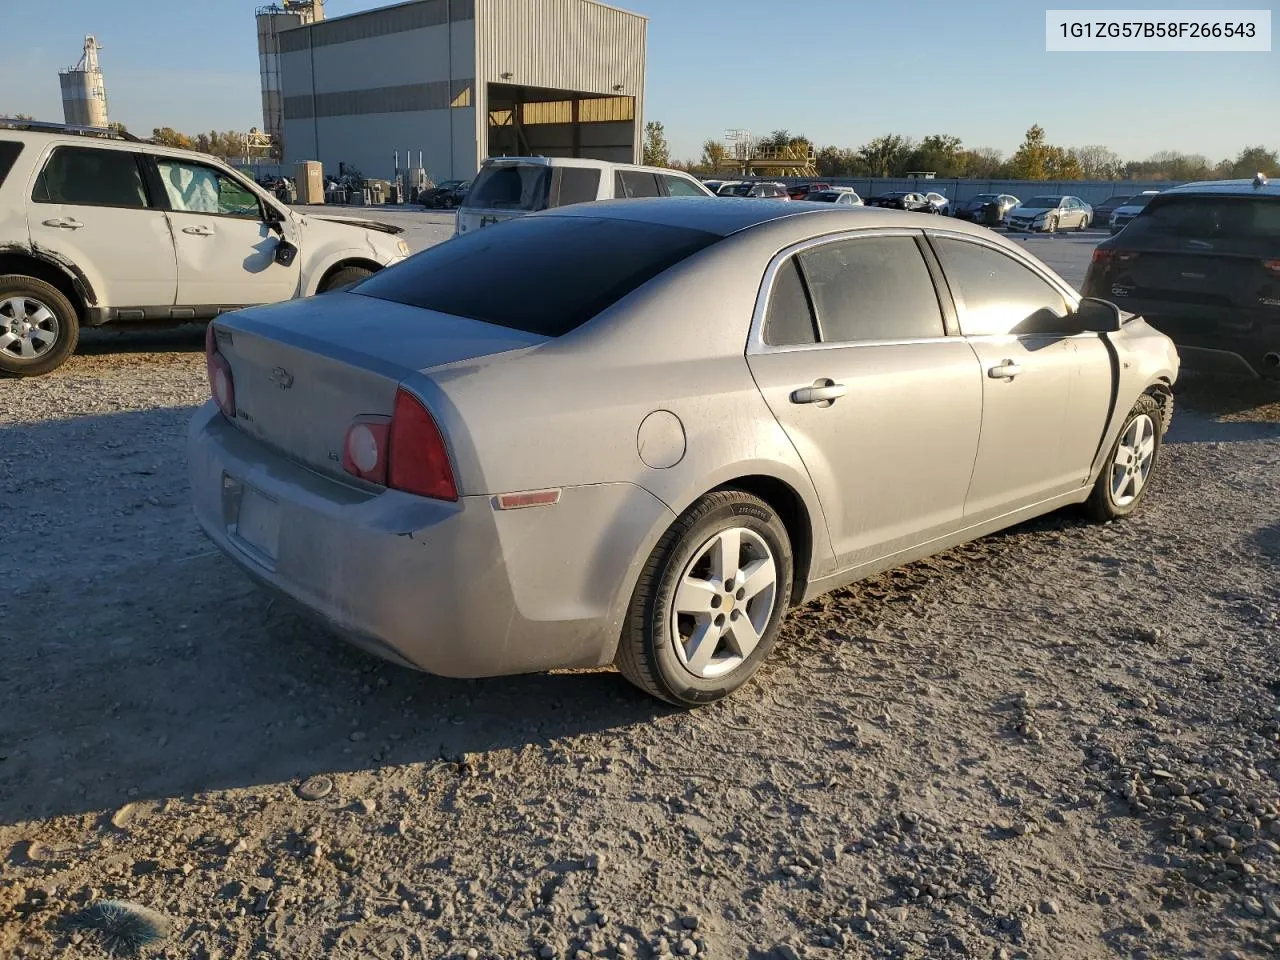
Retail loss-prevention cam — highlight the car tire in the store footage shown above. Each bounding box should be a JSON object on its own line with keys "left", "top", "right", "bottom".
{"left": 1084, "top": 393, "right": 1164, "bottom": 523}
{"left": 0, "top": 275, "right": 80, "bottom": 378}
{"left": 616, "top": 490, "right": 794, "bottom": 707}
{"left": 1077, "top": 215, "right": 1090, "bottom": 231}
{"left": 319, "top": 266, "right": 375, "bottom": 293}
{"left": 1045, "top": 216, "right": 1059, "bottom": 233}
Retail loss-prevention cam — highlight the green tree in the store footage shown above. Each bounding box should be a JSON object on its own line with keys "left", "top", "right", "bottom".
{"left": 906, "top": 134, "right": 965, "bottom": 177}
{"left": 1007, "top": 126, "right": 1081, "bottom": 180}
{"left": 816, "top": 145, "right": 866, "bottom": 177}
{"left": 1225, "top": 145, "right": 1279, "bottom": 178}
{"left": 700, "top": 139, "right": 730, "bottom": 170}
{"left": 858, "top": 134, "right": 914, "bottom": 177}
{"left": 152, "top": 127, "right": 194, "bottom": 149}
{"left": 642, "top": 120, "right": 670, "bottom": 167}
{"left": 960, "top": 146, "right": 1007, "bottom": 178}
{"left": 107, "top": 121, "right": 129, "bottom": 137}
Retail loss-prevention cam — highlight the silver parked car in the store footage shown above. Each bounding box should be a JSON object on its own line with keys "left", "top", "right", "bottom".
{"left": 190, "top": 198, "right": 1179, "bottom": 707}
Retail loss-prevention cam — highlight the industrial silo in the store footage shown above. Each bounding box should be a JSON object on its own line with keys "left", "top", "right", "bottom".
{"left": 59, "top": 36, "right": 109, "bottom": 128}
{"left": 257, "top": 1, "right": 324, "bottom": 152}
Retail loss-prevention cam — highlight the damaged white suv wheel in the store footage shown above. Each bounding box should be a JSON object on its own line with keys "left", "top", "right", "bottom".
{"left": 0, "top": 276, "right": 79, "bottom": 377}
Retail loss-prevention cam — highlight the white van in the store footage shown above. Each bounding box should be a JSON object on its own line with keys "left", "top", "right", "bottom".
{"left": 455, "top": 157, "right": 713, "bottom": 236}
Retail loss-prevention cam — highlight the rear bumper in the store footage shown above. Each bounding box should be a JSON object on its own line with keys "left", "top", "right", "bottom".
{"left": 1108, "top": 301, "right": 1280, "bottom": 379}
{"left": 188, "top": 403, "right": 675, "bottom": 677}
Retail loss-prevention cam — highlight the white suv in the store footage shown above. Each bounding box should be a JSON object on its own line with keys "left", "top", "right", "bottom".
{"left": 455, "top": 157, "right": 713, "bottom": 237}
{"left": 0, "top": 122, "right": 410, "bottom": 377}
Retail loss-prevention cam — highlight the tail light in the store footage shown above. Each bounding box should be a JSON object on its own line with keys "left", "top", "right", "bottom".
{"left": 388, "top": 389, "right": 458, "bottom": 501}
{"left": 1264, "top": 259, "right": 1280, "bottom": 276}
{"left": 341, "top": 388, "right": 457, "bottom": 501}
{"left": 1092, "top": 249, "right": 1137, "bottom": 267}
{"left": 205, "top": 324, "right": 236, "bottom": 419}
{"left": 1091, "top": 249, "right": 1113, "bottom": 266}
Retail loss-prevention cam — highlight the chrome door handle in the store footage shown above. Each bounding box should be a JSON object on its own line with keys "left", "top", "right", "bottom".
{"left": 988, "top": 360, "right": 1023, "bottom": 379}
{"left": 182, "top": 225, "right": 215, "bottom": 236}
{"left": 42, "top": 217, "right": 83, "bottom": 230}
{"left": 791, "top": 382, "right": 847, "bottom": 404}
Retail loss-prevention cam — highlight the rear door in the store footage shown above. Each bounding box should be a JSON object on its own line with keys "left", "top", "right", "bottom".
{"left": 26, "top": 143, "right": 176, "bottom": 309}
{"left": 657, "top": 172, "right": 709, "bottom": 197}
{"left": 615, "top": 169, "right": 661, "bottom": 199}
{"left": 929, "top": 233, "right": 1112, "bottom": 520}
{"left": 746, "top": 230, "right": 983, "bottom": 570}
{"left": 151, "top": 156, "right": 299, "bottom": 309}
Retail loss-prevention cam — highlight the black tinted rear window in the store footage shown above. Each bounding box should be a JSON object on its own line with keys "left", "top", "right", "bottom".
{"left": 0, "top": 141, "right": 23, "bottom": 188}
{"left": 1124, "top": 195, "right": 1280, "bottom": 241}
{"left": 465, "top": 163, "right": 550, "bottom": 210}
{"left": 353, "top": 216, "right": 721, "bottom": 337}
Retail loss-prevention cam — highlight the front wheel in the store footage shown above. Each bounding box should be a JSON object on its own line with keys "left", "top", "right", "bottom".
{"left": 319, "top": 265, "right": 375, "bottom": 293}
{"left": 0, "top": 276, "right": 80, "bottom": 378}
{"left": 616, "top": 490, "right": 794, "bottom": 707}
{"left": 1085, "top": 394, "right": 1164, "bottom": 522}
{"left": 1045, "top": 216, "right": 1059, "bottom": 233}
{"left": 1077, "top": 214, "right": 1090, "bottom": 231}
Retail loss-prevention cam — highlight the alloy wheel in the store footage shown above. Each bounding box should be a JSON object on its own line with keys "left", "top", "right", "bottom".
{"left": 0, "top": 295, "right": 60, "bottom": 360}
{"left": 1111, "top": 413, "right": 1157, "bottom": 507}
{"left": 670, "top": 526, "right": 778, "bottom": 680}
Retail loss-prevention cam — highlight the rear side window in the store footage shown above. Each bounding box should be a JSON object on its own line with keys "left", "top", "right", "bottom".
{"left": 465, "top": 163, "right": 551, "bottom": 211}
{"left": 0, "top": 141, "right": 24, "bottom": 188}
{"left": 353, "top": 216, "right": 721, "bottom": 337}
{"left": 661, "top": 174, "right": 706, "bottom": 197}
{"left": 32, "top": 146, "right": 149, "bottom": 208}
{"left": 615, "top": 170, "right": 661, "bottom": 198}
{"left": 763, "top": 259, "right": 817, "bottom": 346}
{"left": 552, "top": 167, "right": 601, "bottom": 207}
{"left": 797, "top": 236, "right": 945, "bottom": 343}
{"left": 1125, "top": 195, "right": 1280, "bottom": 241}
{"left": 934, "top": 237, "right": 1070, "bottom": 337}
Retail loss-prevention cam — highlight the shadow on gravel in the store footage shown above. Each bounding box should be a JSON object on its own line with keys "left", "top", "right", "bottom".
{"left": 1255, "top": 521, "right": 1280, "bottom": 566}
{"left": 0, "top": 408, "right": 672, "bottom": 827}
{"left": 76, "top": 324, "right": 207, "bottom": 357}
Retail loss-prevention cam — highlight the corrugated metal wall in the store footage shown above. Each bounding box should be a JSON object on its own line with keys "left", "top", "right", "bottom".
{"left": 476, "top": 0, "right": 645, "bottom": 164}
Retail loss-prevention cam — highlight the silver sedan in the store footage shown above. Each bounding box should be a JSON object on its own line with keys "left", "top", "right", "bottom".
{"left": 189, "top": 198, "right": 1180, "bottom": 707}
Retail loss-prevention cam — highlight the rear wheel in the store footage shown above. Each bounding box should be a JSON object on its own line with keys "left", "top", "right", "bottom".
{"left": 1085, "top": 394, "right": 1163, "bottom": 522}
{"left": 616, "top": 490, "right": 793, "bottom": 707}
{"left": 0, "top": 276, "right": 79, "bottom": 378}
{"left": 319, "top": 265, "right": 375, "bottom": 293}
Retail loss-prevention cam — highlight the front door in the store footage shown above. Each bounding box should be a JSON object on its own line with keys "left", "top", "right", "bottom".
{"left": 929, "top": 234, "right": 1105, "bottom": 520}
{"left": 26, "top": 143, "right": 176, "bottom": 309}
{"left": 746, "top": 231, "right": 983, "bottom": 570}
{"left": 151, "top": 157, "right": 299, "bottom": 309}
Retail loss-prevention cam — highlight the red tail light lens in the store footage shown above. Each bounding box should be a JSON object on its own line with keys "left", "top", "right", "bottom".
{"left": 342, "top": 416, "right": 390, "bottom": 484}
{"left": 1264, "top": 259, "right": 1280, "bottom": 276}
{"left": 1091, "top": 249, "right": 1113, "bottom": 265}
{"left": 205, "top": 324, "right": 236, "bottom": 419}
{"left": 387, "top": 388, "right": 458, "bottom": 501}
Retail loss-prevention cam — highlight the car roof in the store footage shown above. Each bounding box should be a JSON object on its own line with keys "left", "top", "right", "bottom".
{"left": 480, "top": 156, "right": 697, "bottom": 177}
{"left": 531, "top": 196, "right": 1000, "bottom": 240}
{"left": 1159, "top": 176, "right": 1280, "bottom": 197}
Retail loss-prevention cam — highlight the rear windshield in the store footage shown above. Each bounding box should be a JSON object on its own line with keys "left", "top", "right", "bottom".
{"left": 352, "top": 215, "right": 721, "bottom": 337}
{"left": 1123, "top": 195, "right": 1280, "bottom": 241}
{"left": 464, "top": 163, "right": 551, "bottom": 211}
{"left": 0, "top": 141, "right": 24, "bottom": 188}
{"left": 1023, "top": 196, "right": 1063, "bottom": 207}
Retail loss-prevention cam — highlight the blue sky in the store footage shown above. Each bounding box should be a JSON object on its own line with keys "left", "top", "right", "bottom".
{"left": 1, "top": 0, "right": 1271, "bottom": 164}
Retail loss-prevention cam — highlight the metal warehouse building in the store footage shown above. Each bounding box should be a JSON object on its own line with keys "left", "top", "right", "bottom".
{"left": 278, "top": 0, "right": 646, "bottom": 182}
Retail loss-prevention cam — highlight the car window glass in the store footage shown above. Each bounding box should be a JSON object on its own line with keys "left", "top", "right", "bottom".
{"left": 616, "top": 170, "right": 661, "bottom": 198}
{"left": 466, "top": 163, "right": 551, "bottom": 210}
{"left": 797, "top": 236, "right": 944, "bottom": 343}
{"left": 354, "top": 216, "right": 720, "bottom": 338}
{"left": 0, "top": 141, "right": 23, "bottom": 189}
{"left": 1125, "top": 196, "right": 1280, "bottom": 241}
{"left": 554, "top": 167, "right": 601, "bottom": 207}
{"left": 934, "top": 237, "right": 1070, "bottom": 337}
{"left": 33, "top": 146, "right": 148, "bottom": 208}
{"left": 763, "top": 258, "right": 817, "bottom": 347}
{"left": 662, "top": 175, "right": 705, "bottom": 197}
{"left": 156, "top": 161, "right": 260, "bottom": 218}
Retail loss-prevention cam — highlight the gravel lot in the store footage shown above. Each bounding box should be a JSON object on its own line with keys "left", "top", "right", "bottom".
{"left": 3, "top": 209, "right": 1279, "bottom": 960}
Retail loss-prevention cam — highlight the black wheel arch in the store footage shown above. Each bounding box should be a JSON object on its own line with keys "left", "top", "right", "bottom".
{"left": 317, "top": 258, "right": 383, "bottom": 293}
{"left": 0, "top": 249, "right": 92, "bottom": 324}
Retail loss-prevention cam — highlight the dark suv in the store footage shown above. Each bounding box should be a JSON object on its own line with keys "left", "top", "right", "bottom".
{"left": 1082, "top": 174, "right": 1280, "bottom": 379}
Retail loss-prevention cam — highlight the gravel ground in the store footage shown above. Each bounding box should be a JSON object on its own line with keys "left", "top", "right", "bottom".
{"left": 2, "top": 215, "right": 1279, "bottom": 960}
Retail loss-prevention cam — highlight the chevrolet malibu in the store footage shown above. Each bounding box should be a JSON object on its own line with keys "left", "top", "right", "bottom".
{"left": 190, "top": 198, "right": 1180, "bottom": 707}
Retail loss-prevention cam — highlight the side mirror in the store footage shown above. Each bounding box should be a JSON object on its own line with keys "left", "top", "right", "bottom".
{"left": 1074, "top": 296, "right": 1123, "bottom": 333}
{"left": 274, "top": 239, "right": 298, "bottom": 267}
